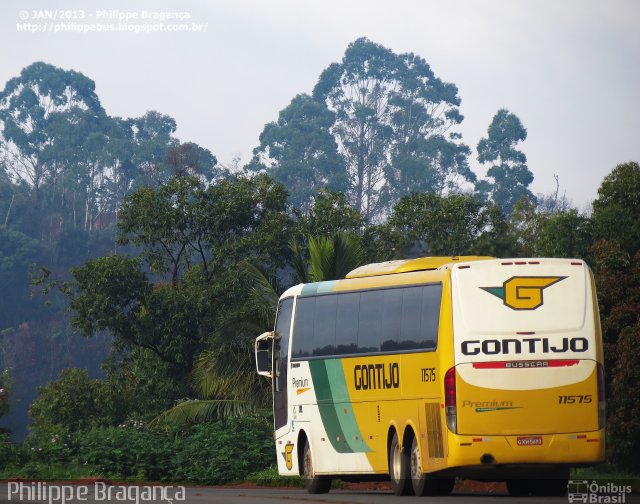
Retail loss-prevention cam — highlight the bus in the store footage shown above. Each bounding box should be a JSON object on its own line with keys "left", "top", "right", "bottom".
{"left": 255, "top": 256, "right": 605, "bottom": 496}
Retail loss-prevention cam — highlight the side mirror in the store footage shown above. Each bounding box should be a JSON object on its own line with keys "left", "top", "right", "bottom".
{"left": 255, "top": 331, "right": 273, "bottom": 378}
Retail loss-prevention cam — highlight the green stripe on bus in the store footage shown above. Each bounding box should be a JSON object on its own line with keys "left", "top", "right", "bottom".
{"left": 324, "top": 360, "right": 371, "bottom": 453}
{"left": 309, "top": 360, "right": 351, "bottom": 453}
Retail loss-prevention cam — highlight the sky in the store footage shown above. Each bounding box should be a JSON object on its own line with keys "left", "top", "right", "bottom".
{"left": 1, "top": 0, "right": 638, "bottom": 210}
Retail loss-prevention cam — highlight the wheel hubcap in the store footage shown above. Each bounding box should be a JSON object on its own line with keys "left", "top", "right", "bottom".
{"left": 411, "top": 441, "right": 421, "bottom": 479}
{"left": 392, "top": 443, "right": 402, "bottom": 480}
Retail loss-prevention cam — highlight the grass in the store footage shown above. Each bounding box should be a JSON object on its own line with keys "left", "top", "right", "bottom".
{"left": 245, "top": 466, "right": 304, "bottom": 487}
{"left": 571, "top": 466, "right": 640, "bottom": 492}
{"left": 0, "top": 462, "right": 103, "bottom": 481}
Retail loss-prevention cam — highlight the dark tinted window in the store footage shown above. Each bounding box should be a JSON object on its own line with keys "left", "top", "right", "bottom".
{"left": 292, "top": 284, "right": 442, "bottom": 359}
{"left": 335, "top": 292, "right": 359, "bottom": 355}
{"left": 291, "top": 297, "right": 315, "bottom": 358}
{"left": 313, "top": 295, "right": 338, "bottom": 355}
{"left": 357, "top": 290, "right": 385, "bottom": 353}
{"left": 273, "top": 298, "right": 293, "bottom": 429}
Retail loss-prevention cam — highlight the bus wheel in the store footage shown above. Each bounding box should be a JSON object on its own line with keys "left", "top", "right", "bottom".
{"left": 410, "top": 437, "right": 454, "bottom": 496}
{"left": 506, "top": 479, "right": 532, "bottom": 496}
{"left": 533, "top": 478, "right": 568, "bottom": 496}
{"left": 389, "top": 432, "right": 413, "bottom": 496}
{"left": 302, "top": 440, "right": 331, "bottom": 494}
{"left": 531, "top": 469, "right": 569, "bottom": 496}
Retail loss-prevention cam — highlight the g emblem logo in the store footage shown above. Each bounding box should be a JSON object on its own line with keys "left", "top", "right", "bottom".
{"left": 283, "top": 442, "right": 294, "bottom": 470}
{"left": 481, "top": 276, "right": 566, "bottom": 310}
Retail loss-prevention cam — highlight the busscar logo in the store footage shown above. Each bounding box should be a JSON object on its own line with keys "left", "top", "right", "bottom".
{"left": 481, "top": 276, "right": 567, "bottom": 310}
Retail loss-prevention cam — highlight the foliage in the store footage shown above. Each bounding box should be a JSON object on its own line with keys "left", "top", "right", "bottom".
{"left": 248, "top": 94, "right": 348, "bottom": 212}
{"left": 0, "top": 432, "right": 18, "bottom": 469}
{"left": 29, "top": 368, "right": 119, "bottom": 432}
{"left": 313, "top": 37, "right": 472, "bottom": 221}
{"left": 387, "top": 192, "right": 486, "bottom": 257}
{"left": 296, "top": 189, "right": 364, "bottom": 238}
{"left": 3, "top": 416, "right": 275, "bottom": 483}
{"left": 169, "top": 416, "right": 274, "bottom": 483}
{"left": 476, "top": 109, "right": 535, "bottom": 216}
{"left": 592, "top": 161, "right": 640, "bottom": 255}
{"left": 472, "top": 204, "right": 518, "bottom": 258}
{"left": 247, "top": 465, "right": 305, "bottom": 487}
{"left": 307, "top": 233, "right": 363, "bottom": 282}
{"left": 591, "top": 240, "right": 640, "bottom": 472}
{"left": 63, "top": 175, "right": 292, "bottom": 387}
{"left": 536, "top": 209, "right": 593, "bottom": 260}
{"left": 0, "top": 369, "right": 10, "bottom": 418}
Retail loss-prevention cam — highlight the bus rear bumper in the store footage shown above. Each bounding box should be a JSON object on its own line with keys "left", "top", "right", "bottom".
{"left": 444, "top": 429, "right": 605, "bottom": 470}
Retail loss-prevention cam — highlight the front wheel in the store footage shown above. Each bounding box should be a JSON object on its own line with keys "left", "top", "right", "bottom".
{"left": 389, "top": 432, "right": 413, "bottom": 496}
{"left": 303, "top": 440, "right": 331, "bottom": 494}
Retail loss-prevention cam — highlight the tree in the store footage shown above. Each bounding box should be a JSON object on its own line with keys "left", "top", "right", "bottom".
{"left": 476, "top": 109, "right": 535, "bottom": 216}
{"left": 64, "top": 175, "right": 292, "bottom": 391}
{"left": 0, "top": 369, "right": 10, "bottom": 419}
{"left": 296, "top": 189, "right": 364, "bottom": 238}
{"left": 592, "top": 161, "right": 640, "bottom": 255}
{"left": 536, "top": 209, "right": 592, "bottom": 260}
{"left": 29, "top": 368, "right": 118, "bottom": 432}
{"left": 154, "top": 229, "right": 364, "bottom": 426}
{"left": 0, "top": 62, "right": 104, "bottom": 200}
{"left": 384, "top": 52, "right": 474, "bottom": 205}
{"left": 307, "top": 232, "right": 363, "bottom": 282}
{"left": 248, "top": 94, "right": 348, "bottom": 212}
{"left": 591, "top": 240, "right": 640, "bottom": 471}
{"left": 313, "top": 38, "right": 470, "bottom": 221}
{"left": 387, "top": 192, "right": 485, "bottom": 257}
{"left": 472, "top": 204, "right": 518, "bottom": 258}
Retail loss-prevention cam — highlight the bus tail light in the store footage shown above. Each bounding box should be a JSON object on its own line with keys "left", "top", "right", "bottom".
{"left": 597, "top": 363, "right": 606, "bottom": 429}
{"left": 445, "top": 367, "right": 457, "bottom": 433}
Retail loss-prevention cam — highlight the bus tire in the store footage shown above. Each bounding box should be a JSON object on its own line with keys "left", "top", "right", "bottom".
{"left": 410, "top": 437, "right": 455, "bottom": 496}
{"left": 302, "top": 440, "right": 331, "bottom": 494}
{"left": 389, "top": 432, "right": 413, "bottom": 496}
{"left": 531, "top": 469, "right": 569, "bottom": 496}
{"left": 506, "top": 479, "right": 531, "bottom": 496}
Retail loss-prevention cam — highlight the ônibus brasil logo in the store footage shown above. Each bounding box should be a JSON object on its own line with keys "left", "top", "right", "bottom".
{"left": 481, "top": 276, "right": 567, "bottom": 310}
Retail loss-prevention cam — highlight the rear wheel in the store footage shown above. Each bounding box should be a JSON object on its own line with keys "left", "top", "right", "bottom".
{"left": 531, "top": 469, "right": 569, "bottom": 496}
{"left": 303, "top": 440, "right": 331, "bottom": 494}
{"left": 506, "top": 479, "right": 531, "bottom": 496}
{"left": 389, "top": 432, "right": 413, "bottom": 496}
{"left": 410, "top": 437, "right": 454, "bottom": 496}
{"left": 533, "top": 478, "right": 568, "bottom": 496}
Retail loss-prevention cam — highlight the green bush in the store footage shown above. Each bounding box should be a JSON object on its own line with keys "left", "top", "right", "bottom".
{"left": 0, "top": 432, "right": 19, "bottom": 469}
{"left": 29, "top": 368, "right": 120, "bottom": 433}
{"left": 169, "top": 416, "right": 275, "bottom": 484}
{"left": 5, "top": 414, "right": 276, "bottom": 482}
{"left": 73, "top": 426, "right": 172, "bottom": 481}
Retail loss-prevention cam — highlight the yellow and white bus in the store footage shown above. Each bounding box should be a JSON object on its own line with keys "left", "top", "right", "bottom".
{"left": 255, "top": 256, "right": 605, "bottom": 496}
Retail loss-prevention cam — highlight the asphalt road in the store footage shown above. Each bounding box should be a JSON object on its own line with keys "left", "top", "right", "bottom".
{"left": 1, "top": 485, "right": 639, "bottom": 504}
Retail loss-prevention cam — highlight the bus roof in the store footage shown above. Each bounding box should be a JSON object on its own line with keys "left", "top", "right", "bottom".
{"left": 346, "top": 256, "right": 495, "bottom": 279}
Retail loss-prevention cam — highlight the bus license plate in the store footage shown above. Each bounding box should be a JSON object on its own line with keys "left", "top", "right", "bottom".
{"left": 517, "top": 436, "right": 543, "bottom": 446}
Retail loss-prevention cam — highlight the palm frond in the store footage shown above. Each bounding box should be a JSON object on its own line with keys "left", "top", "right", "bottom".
{"left": 289, "top": 239, "right": 310, "bottom": 284}
{"left": 334, "top": 232, "right": 363, "bottom": 279}
{"left": 151, "top": 398, "right": 261, "bottom": 426}
{"left": 308, "top": 232, "right": 363, "bottom": 281}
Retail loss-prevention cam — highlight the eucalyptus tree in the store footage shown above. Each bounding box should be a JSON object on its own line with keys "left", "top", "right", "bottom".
{"left": 475, "top": 109, "right": 535, "bottom": 216}
{"left": 0, "top": 62, "right": 104, "bottom": 200}
{"left": 313, "top": 38, "right": 472, "bottom": 221}
{"left": 248, "top": 94, "right": 348, "bottom": 212}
